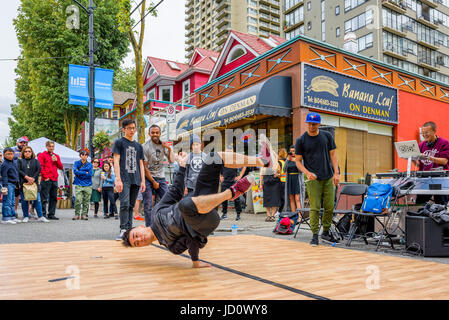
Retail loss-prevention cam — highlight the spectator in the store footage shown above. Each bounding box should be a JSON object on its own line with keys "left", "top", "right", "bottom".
{"left": 295, "top": 112, "right": 340, "bottom": 246}
{"left": 286, "top": 145, "right": 301, "bottom": 212}
{"left": 90, "top": 158, "right": 103, "bottom": 218}
{"left": 261, "top": 163, "right": 281, "bottom": 222}
{"left": 101, "top": 162, "right": 117, "bottom": 219}
{"left": 73, "top": 150, "right": 93, "bottom": 220}
{"left": 107, "top": 154, "right": 119, "bottom": 207}
{"left": 278, "top": 148, "right": 287, "bottom": 212}
{"left": 1, "top": 148, "right": 20, "bottom": 224}
{"left": 220, "top": 146, "right": 246, "bottom": 221}
{"left": 142, "top": 124, "right": 174, "bottom": 227}
{"left": 13, "top": 136, "right": 28, "bottom": 214}
{"left": 112, "top": 119, "right": 146, "bottom": 241}
{"left": 17, "top": 146, "right": 49, "bottom": 223}
{"left": 185, "top": 134, "right": 207, "bottom": 197}
{"left": 38, "top": 140, "right": 63, "bottom": 220}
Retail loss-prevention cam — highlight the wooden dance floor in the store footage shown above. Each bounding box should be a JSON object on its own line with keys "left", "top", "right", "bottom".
{"left": 1, "top": 235, "right": 449, "bottom": 300}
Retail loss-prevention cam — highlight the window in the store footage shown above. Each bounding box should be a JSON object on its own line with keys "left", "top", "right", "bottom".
{"left": 344, "top": 0, "right": 367, "bottom": 13}
{"left": 247, "top": 16, "right": 258, "bottom": 25}
{"left": 148, "top": 67, "right": 155, "bottom": 77}
{"left": 285, "top": 5, "right": 304, "bottom": 28}
{"left": 226, "top": 45, "right": 247, "bottom": 64}
{"left": 147, "top": 88, "right": 155, "bottom": 100}
{"left": 322, "top": 21, "right": 326, "bottom": 41}
{"left": 321, "top": 0, "right": 325, "bottom": 21}
{"left": 307, "top": 1, "right": 311, "bottom": 11}
{"left": 307, "top": 21, "right": 312, "bottom": 30}
{"left": 336, "top": 27, "right": 340, "bottom": 37}
{"left": 358, "top": 33, "right": 373, "bottom": 52}
{"left": 111, "top": 110, "right": 119, "bottom": 120}
{"left": 335, "top": 5, "right": 340, "bottom": 16}
{"left": 247, "top": 25, "right": 258, "bottom": 33}
{"left": 247, "top": 7, "right": 257, "bottom": 15}
{"left": 345, "top": 10, "right": 373, "bottom": 33}
{"left": 159, "top": 86, "right": 173, "bottom": 102}
{"left": 182, "top": 79, "right": 190, "bottom": 103}
{"left": 285, "top": 0, "right": 303, "bottom": 11}
{"left": 167, "top": 61, "right": 181, "bottom": 70}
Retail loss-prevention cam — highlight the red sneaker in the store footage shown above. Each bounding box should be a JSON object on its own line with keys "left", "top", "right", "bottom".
{"left": 229, "top": 174, "right": 255, "bottom": 201}
{"left": 259, "top": 134, "right": 278, "bottom": 170}
{"left": 134, "top": 215, "right": 144, "bottom": 221}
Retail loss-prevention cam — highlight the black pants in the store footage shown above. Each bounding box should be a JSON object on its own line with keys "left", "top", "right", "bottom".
{"left": 416, "top": 194, "right": 448, "bottom": 206}
{"left": 40, "top": 180, "right": 58, "bottom": 217}
{"left": 279, "top": 182, "right": 286, "bottom": 212}
{"left": 155, "top": 154, "right": 223, "bottom": 237}
{"left": 221, "top": 182, "right": 242, "bottom": 214}
{"left": 118, "top": 183, "right": 140, "bottom": 231}
{"left": 102, "top": 187, "right": 117, "bottom": 215}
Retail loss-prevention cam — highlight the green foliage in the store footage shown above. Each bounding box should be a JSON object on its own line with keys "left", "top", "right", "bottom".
{"left": 92, "top": 130, "right": 111, "bottom": 155}
{"left": 11, "top": 0, "right": 130, "bottom": 145}
{"left": 114, "top": 66, "right": 136, "bottom": 93}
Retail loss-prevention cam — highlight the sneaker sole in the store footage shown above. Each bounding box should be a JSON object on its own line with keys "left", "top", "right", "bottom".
{"left": 259, "top": 134, "right": 279, "bottom": 171}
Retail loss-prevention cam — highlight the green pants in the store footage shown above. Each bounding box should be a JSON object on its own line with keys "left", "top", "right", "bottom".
{"left": 75, "top": 185, "right": 93, "bottom": 217}
{"left": 306, "top": 178, "right": 335, "bottom": 235}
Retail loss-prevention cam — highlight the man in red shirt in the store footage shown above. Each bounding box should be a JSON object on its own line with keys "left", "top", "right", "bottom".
{"left": 38, "top": 140, "right": 63, "bottom": 220}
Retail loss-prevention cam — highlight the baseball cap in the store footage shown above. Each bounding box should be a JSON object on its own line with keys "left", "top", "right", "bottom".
{"left": 17, "top": 136, "right": 29, "bottom": 143}
{"left": 305, "top": 112, "right": 321, "bottom": 124}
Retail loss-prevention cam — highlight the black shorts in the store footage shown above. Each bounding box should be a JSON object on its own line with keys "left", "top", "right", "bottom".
{"left": 193, "top": 152, "right": 224, "bottom": 196}
{"left": 178, "top": 197, "right": 220, "bottom": 237}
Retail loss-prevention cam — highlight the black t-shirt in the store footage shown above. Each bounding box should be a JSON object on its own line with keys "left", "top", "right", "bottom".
{"left": 222, "top": 167, "right": 238, "bottom": 184}
{"left": 112, "top": 137, "right": 144, "bottom": 185}
{"left": 295, "top": 130, "right": 336, "bottom": 180}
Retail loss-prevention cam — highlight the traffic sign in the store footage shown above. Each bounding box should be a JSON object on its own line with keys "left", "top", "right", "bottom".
{"left": 167, "top": 105, "right": 176, "bottom": 123}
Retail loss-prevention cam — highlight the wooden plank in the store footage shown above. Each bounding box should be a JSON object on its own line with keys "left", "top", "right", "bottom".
{"left": 1, "top": 235, "right": 449, "bottom": 300}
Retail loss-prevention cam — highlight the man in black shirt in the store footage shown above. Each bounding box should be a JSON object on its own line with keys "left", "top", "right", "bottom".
{"left": 112, "top": 119, "right": 146, "bottom": 241}
{"left": 220, "top": 146, "right": 246, "bottom": 220}
{"left": 295, "top": 112, "right": 340, "bottom": 246}
{"left": 121, "top": 151, "right": 265, "bottom": 268}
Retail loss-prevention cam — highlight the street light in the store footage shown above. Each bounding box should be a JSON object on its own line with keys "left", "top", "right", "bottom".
{"left": 72, "top": 0, "right": 95, "bottom": 158}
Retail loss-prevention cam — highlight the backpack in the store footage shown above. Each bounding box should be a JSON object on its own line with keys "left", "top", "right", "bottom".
{"left": 361, "top": 183, "right": 393, "bottom": 214}
{"left": 273, "top": 211, "right": 298, "bottom": 235}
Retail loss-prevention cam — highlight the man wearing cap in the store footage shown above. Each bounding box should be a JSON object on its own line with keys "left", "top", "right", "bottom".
{"left": 295, "top": 112, "right": 340, "bottom": 246}
{"left": 185, "top": 134, "right": 207, "bottom": 198}
{"left": 142, "top": 124, "right": 174, "bottom": 227}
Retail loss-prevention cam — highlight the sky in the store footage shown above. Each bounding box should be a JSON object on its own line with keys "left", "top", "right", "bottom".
{"left": 0, "top": 0, "right": 186, "bottom": 144}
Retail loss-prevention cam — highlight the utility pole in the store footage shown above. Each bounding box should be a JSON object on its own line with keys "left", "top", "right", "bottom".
{"left": 72, "top": 0, "right": 95, "bottom": 158}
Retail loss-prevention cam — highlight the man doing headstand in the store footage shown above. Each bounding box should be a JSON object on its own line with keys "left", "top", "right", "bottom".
{"left": 121, "top": 141, "right": 276, "bottom": 268}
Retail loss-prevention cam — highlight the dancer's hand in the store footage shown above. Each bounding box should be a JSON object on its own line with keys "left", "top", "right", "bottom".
{"left": 115, "top": 179, "right": 123, "bottom": 193}
{"left": 192, "top": 260, "right": 211, "bottom": 268}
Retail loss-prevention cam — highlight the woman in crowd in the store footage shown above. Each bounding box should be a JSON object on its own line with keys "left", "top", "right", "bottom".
{"left": 261, "top": 161, "right": 281, "bottom": 222}
{"left": 90, "top": 158, "right": 103, "bottom": 218}
{"left": 17, "top": 146, "right": 49, "bottom": 223}
{"left": 101, "top": 162, "right": 117, "bottom": 219}
{"left": 286, "top": 145, "right": 301, "bottom": 212}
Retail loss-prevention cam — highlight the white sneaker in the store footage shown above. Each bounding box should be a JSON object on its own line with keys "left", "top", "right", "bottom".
{"left": 22, "top": 217, "right": 29, "bottom": 223}
{"left": 1, "top": 220, "right": 17, "bottom": 225}
{"left": 13, "top": 218, "right": 22, "bottom": 223}
{"left": 38, "top": 216, "right": 50, "bottom": 223}
{"left": 116, "top": 229, "right": 126, "bottom": 241}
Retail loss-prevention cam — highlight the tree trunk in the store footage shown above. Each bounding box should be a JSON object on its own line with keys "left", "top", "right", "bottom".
{"left": 64, "top": 110, "right": 82, "bottom": 150}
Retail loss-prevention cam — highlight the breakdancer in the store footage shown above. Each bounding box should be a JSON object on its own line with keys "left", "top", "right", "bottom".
{"left": 121, "top": 136, "right": 277, "bottom": 268}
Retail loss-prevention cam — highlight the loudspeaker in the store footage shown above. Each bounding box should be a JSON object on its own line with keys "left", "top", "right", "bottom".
{"left": 405, "top": 215, "right": 449, "bottom": 257}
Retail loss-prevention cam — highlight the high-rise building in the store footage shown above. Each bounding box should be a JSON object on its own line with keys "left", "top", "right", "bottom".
{"left": 185, "top": 0, "right": 282, "bottom": 59}
{"left": 283, "top": 0, "right": 449, "bottom": 84}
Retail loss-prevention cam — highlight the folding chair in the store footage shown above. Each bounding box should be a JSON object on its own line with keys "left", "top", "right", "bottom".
{"left": 345, "top": 190, "right": 400, "bottom": 251}
{"left": 294, "top": 183, "right": 368, "bottom": 239}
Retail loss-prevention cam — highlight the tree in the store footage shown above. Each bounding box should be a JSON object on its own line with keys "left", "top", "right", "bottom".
{"left": 117, "top": 0, "right": 157, "bottom": 144}
{"left": 93, "top": 130, "right": 111, "bottom": 156}
{"left": 11, "top": 0, "right": 130, "bottom": 149}
{"left": 114, "top": 66, "right": 136, "bottom": 93}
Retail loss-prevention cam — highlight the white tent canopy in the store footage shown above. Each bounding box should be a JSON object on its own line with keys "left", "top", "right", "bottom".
{"left": 28, "top": 137, "right": 80, "bottom": 168}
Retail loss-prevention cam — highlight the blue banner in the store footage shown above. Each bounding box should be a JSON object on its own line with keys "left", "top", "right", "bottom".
{"left": 302, "top": 64, "right": 398, "bottom": 123}
{"left": 68, "top": 64, "right": 89, "bottom": 106}
{"left": 94, "top": 67, "right": 114, "bottom": 110}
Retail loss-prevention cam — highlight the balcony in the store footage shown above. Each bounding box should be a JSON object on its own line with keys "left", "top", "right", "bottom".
{"left": 259, "top": 13, "right": 271, "bottom": 22}
{"left": 216, "top": 9, "right": 230, "bottom": 21}
{"left": 215, "top": 16, "right": 230, "bottom": 28}
{"left": 186, "top": 21, "right": 193, "bottom": 29}
{"left": 421, "top": 0, "right": 438, "bottom": 8}
{"left": 284, "top": 20, "right": 304, "bottom": 33}
{"left": 383, "top": 44, "right": 407, "bottom": 60}
{"left": 417, "top": 38, "right": 439, "bottom": 50}
{"left": 216, "top": 35, "right": 227, "bottom": 46}
{"left": 216, "top": 24, "right": 230, "bottom": 37}
{"left": 215, "top": 1, "right": 229, "bottom": 12}
{"left": 185, "top": 6, "right": 193, "bottom": 14}
{"left": 185, "top": 29, "right": 194, "bottom": 37}
{"left": 185, "top": 12, "right": 193, "bottom": 21}
{"left": 417, "top": 15, "right": 438, "bottom": 29}
{"left": 382, "top": 25, "right": 406, "bottom": 37}
{"left": 259, "top": 4, "right": 271, "bottom": 13}
{"left": 185, "top": 37, "right": 194, "bottom": 44}
{"left": 381, "top": 0, "right": 407, "bottom": 14}
{"left": 418, "top": 58, "right": 440, "bottom": 71}
{"left": 270, "top": 0, "right": 280, "bottom": 9}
